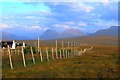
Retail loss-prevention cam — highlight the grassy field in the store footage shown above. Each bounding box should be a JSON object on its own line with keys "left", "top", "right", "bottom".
{"left": 2, "top": 45, "right": 119, "bottom": 78}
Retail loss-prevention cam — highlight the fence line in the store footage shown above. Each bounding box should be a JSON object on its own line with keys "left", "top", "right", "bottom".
{"left": 4, "top": 41, "right": 93, "bottom": 69}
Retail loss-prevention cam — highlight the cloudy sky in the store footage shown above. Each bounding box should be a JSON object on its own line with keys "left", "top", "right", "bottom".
{"left": 0, "top": 0, "right": 118, "bottom": 38}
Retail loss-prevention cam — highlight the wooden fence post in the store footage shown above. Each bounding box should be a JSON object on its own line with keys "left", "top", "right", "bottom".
{"left": 59, "top": 49, "right": 62, "bottom": 59}
{"left": 55, "top": 40, "right": 58, "bottom": 59}
{"left": 21, "top": 46, "right": 26, "bottom": 67}
{"left": 52, "top": 47, "right": 54, "bottom": 60}
{"left": 17, "top": 48, "right": 20, "bottom": 55}
{"left": 7, "top": 45, "right": 13, "bottom": 70}
{"left": 62, "top": 41, "right": 65, "bottom": 58}
{"left": 68, "top": 41, "right": 70, "bottom": 58}
{"left": 15, "top": 48, "right": 16, "bottom": 54}
{"left": 65, "top": 49, "right": 67, "bottom": 58}
{"left": 39, "top": 47, "right": 43, "bottom": 62}
{"left": 71, "top": 42, "right": 73, "bottom": 57}
{"left": 73, "top": 42, "right": 75, "bottom": 56}
{"left": 46, "top": 47, "right": 49, "bottom": 61}
{"left": 10, "top": 50, "right": 12, "bottom": 55}
{"left": 38, "top": 36, "right": 40, "bottom": 52}
{"left": 30, "top": 47, "right": 35, "bottom": 64}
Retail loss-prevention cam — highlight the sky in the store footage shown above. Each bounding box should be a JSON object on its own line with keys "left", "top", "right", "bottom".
{"left": 0, "top": 0, "right": 119, "bottom": 39}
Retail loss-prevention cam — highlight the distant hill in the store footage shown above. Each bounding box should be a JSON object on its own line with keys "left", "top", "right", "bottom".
{"left": 40, "top": 30, "right": 63, "bottom": 40}
{"left": 2, "top": 26, "right": 119, "bottom": 40}
{"left": 2, "top": 32, "right": 30, "bottom": 40}
{"left": 91, "top": 26, "right": 119, "bottom": 36}
{"left": 40, "top": 29, "right": 86, "bottom": 40}
{"left": 1, "top": 32, "right": 15, "bottom": 40}
{"left": 2, "top": 29, "right": 85, "bottom": 40}
{"left": 62, "top": 29, "right": 86, "bottom": 38}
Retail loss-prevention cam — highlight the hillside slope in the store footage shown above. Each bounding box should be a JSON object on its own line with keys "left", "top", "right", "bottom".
{"left": 92, "top": 26, "right": 118, "bottom": 36}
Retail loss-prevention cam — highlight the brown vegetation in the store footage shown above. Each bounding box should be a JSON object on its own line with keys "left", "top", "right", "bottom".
{"left": 2, "top": 45, "right": 119, "bottom": 78}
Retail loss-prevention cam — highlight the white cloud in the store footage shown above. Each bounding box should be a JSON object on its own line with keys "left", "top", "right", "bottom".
{"left": 91, "top": 19, "right": 118, "bottom": 29}
{"left": 63, "top": 21, "right": 75, "bottom": 25}
{"left": 53, "top": 24, "right": 71, "bottom": 29}
{"left": 29, "top": 25, "right": 42, "bottom": 30}
{"left": 0, "top": 23, "right": 9, "bottom": 29}
{"left": 24, "top": 10, "right": 54, "bottom": 19}
{"left": 27, "top": 25, "right": 49, "bottom": 31}
{"left": 37, "top": 10, "right": 54, "bottom": 16}
{"left": 2, "top": 17, "right": 10, "bottom": 20}
{"left": 52, "top": 23, "right": 85, "bottom": 31}
{"left": 1, "top": 0, "right": 119, "bottom": 2}
{"left": 79, "top": 23, "right": 87, "bottom": 26}
{"left": 69, "top": 3, "right": 94, "bottom": 12}
{"left": 73, "top": 26, "right": 85, "bottom": 31}
{"left": 35, "top": 21, "right": 40, "bottom": 23}
{"left": 24, "top": 16, "right": 37, "bottom": 19}
{"left": 102, "top": 0, "right": 110, "bottom": 6}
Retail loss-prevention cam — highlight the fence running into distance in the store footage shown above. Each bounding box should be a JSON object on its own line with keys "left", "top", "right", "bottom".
{"left": 2, "top": 41, "right": 93, "bottom": 70}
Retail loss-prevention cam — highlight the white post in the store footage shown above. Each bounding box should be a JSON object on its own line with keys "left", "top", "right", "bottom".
{"left": 7, "top": 45, "right": 13, "bottom": 70}
{"left": 71, "top": 42, "right": 73, "bottom": 57}
{"left": 46, "top": 47, "right": 49, "bottom": 61}
{"left": 30, "top": 47, "right": 35, "bottom": 64}
{"left": 52, "top": 47, "right": 54, "bottom": 60}
{"left": 65, "top": 49, "right": 67, "bottom": 58}
{"left": 55, "top": 40, "right": 58, "bottom": 59}
{"left": 23, "top": 42, "right": 26, "bottom": 48}
{"left": 60, "top": 49, "right": 62, "bottom": 59}
{"left": 62, "top": 41, "right": 65, "bottom": 58}
{"left": 39, "top": 47, "right": 43, "bottom": 62}
{"left": 11, "top": 40, "right": 16, "bottom": 49}
{"left": 59, "top": 49, "right": 62, "bottom": 59}
{"left": 21, "top": 46, "right": 26, "bottom": 67}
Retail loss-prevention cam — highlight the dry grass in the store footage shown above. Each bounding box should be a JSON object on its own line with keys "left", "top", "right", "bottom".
{"left": 2, "top": 45, "right": 119, "bottom": 78}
